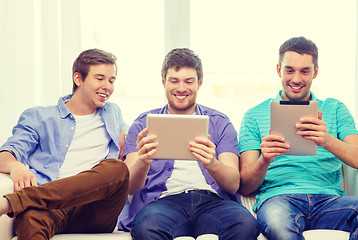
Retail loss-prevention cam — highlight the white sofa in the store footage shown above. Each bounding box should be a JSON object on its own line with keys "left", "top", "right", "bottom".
{"left": 1, "top": 163, "right": 356, "bottom": 240}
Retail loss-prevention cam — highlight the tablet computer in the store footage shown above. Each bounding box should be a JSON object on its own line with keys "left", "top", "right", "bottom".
{"left": 270, "top": 100, "right": 319, "bottom": 155}
{"left": 146, "top": 114, "right": 209, "bottom": 160}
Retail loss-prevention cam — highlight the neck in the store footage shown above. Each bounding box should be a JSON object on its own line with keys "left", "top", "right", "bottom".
{"left": 66, "top": 95, "right": 97, "bottom": 115}
{"left": 167, "top": 104, "right": 196, "bottom": 115}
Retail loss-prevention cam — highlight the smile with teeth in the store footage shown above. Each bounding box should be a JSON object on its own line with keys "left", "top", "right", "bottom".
{"left": 175, "top": 95, "right": 187, "bottom": 100}
{"left": 98, "top": 93, "right": 108, "bottom": 98}
{"left": 290, "top": 85, "right": 303, "bottom": 90}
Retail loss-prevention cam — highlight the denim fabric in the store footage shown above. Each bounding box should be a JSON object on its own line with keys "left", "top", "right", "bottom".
{"left": 257, "top": 194, "right": 358, "bottom": 240}
{"left": 130, "top": 190, "right": 259, "bottom": 240}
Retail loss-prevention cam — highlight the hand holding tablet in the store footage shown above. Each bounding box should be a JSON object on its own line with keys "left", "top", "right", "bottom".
{"left": 270, "top": 100, "right": 319, "bottom": 155}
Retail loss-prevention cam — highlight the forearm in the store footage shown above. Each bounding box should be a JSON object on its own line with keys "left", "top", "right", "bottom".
{"left": 207, "top": 160, "right": 240, "bottom": 194}
{"left": 126, "top": 158, "right": 150, "bottom": 195}
{"left": 0, "top": 151, "right": 18, "bottom": 173}
{"left": 239, "top": 156, "right": 269, "bottom": 196}
{"left": 323, "top": 135, "right": 358, "bottom": 169}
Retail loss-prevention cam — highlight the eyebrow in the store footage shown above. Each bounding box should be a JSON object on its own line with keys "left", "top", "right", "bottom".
{"left": 284, "top": 66, "right": 312, "bottom": 71}
{"left": 168, "top": 77, "right": 196, "bottom": 80}
{"left": 94, "top": 73, "right": 116, "bottom": 79}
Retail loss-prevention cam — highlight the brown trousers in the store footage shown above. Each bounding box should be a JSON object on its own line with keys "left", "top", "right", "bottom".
{"left": 5, "top": 159, "right": 129, "bottom": 240}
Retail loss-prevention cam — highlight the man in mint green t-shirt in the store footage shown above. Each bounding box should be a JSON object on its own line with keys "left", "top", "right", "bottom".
{"left": 239, "top": 36, "right": 358, "bottom": 240}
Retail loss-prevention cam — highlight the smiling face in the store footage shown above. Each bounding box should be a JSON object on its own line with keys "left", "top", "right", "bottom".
{"left": 163, "top": 67, "right": 202, "bottom": 115}
{"left": 71, "top": 63, "right": 116, "bottom": 114}
{"left": 278, "top": 51, "right": 318, "bottom": 101}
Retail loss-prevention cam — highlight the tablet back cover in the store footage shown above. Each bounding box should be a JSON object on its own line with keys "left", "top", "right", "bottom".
{"left": 270, "top": 101, "right": 318, "bottom": 155}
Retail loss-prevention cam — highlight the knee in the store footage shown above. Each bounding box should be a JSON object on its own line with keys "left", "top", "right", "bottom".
{"left": 230, "top": 211, "right": 260, "bottom": 238}
{"left": 213, "top": 205, "right": 260, "bottom": 239}
{"left": 131, "top": 213, "right": 163, "bottom": 239}
{"left": 100, "top": 159, "right": 129, "bottom": 183}
{"left": 132, "top": 208, "right": 160, "bottom": 231}
{"left": 257, "top": 208, "right": 303, "bottom": 240}
{"left": 131, "top": 206, "right": 177, "bottom": 239}
{"left": 15, "top": 209, "right": 55, "bottom": 240}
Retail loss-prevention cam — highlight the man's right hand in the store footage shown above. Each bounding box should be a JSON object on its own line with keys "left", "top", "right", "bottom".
{"left": 8, "top": 161, "right": 37, "bottom": 192}
{"left": 260, "top": 134, "right": 290, "bottom": 164}
{"left": 136, "top": 128, "right": 157, "bottom": 165}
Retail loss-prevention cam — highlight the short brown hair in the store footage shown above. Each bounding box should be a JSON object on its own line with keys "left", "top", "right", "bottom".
{"left": 278, "top": 37, "right": 318, "bottom": 69}
{"left": 72, "top": 49, "right": 117, "bottom": 93}
{"left": 161, "top": 48, "right": 203, "bottom": 83}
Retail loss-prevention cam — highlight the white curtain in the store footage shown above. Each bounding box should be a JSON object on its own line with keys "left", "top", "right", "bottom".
{"left": 0, "top": 0, "right": 82, "bottom": 145}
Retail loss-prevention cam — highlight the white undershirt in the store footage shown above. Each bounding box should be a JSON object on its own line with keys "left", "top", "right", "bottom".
{"left": 160, "top": 111, "right": 216, "bottom": 198}
{"left": 160, "top": 160, "right": 217, "bottom": 198}
{"left": 58, "top": 111, "right": 110, "bottom": 179}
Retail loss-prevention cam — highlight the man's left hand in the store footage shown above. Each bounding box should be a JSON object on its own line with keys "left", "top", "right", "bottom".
{"left": 189, "top": 135, "right": 217, "bottom": 169}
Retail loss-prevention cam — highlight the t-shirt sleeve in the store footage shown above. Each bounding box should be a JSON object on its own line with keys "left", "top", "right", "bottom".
{"left": 336, "top": 101, "right": 358, "bottom": 140}
{"left": 123, "top": 116, "right": 146, "bottom": 158}
{"left": 215, "top": 118, "right": 240, "bottom": 156}
{"left": 238, "top": 110, "right": 262, "bottom": 153}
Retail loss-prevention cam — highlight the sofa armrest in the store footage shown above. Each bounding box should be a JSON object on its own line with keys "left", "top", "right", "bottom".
{"left": 0, "top": 173, "right": 15, "bottom": 240}
{"left": 342, "top": 163, "right": 358, "bottom": 196}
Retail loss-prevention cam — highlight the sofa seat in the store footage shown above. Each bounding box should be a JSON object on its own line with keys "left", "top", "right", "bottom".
{"left": 12, "top": 230, "right": 132, "bottom": 240}
{"left": 1, "top": 170, "right": 355, "bottom": 240}
{"left": 8, "top": 227, "right": 351, "bottom": 240}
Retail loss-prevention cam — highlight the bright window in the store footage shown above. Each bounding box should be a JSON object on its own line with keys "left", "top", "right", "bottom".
{"left": 191, "top": 0, "right": 357, "bottom": 129}
{"left": 79, "top": 0, "right": 165, "bottom": 125}
{"left": 80, "top": 0, "right": 357, "bottom": 128}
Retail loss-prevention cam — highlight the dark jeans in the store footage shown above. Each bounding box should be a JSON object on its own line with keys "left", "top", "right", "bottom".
{"left": 5, "top": 159, "right": 129, "bottom": 240}
{"left": 257, "top": 194, "right": 358, "bottom": 240}
{"left": 131, "top": 190, "right": 260, "bottom": 240}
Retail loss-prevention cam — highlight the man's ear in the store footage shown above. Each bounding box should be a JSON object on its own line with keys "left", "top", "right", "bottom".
{"left": 276, "top": 64, "right": 282, "bottom": 78}
{"left": 73, "top": 72, "right": 82, "bottom": 88}
{"left": 162, "top": 78, "right": 166, "bottom": 88}
{"left": 198, "top": 79, "right": 203, "bottom": 89}
{"left": 313, "top": 66, "right": 319, "bottom": 79}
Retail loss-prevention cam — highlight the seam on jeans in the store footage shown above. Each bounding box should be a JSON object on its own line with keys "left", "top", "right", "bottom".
{"left": 294, "top": 213, "right": 306, "bottom": 233}
{"left": 307, "top": 194, "right": 312, "bottom": 219}
{"left": 353, "top": 225, "right": 358, "bottom": 240}
{"left": 312, "top": 205, "right": 358, "bottom": 237}
{"left": 313, "top": 206, "right": 358, "bottom": 220}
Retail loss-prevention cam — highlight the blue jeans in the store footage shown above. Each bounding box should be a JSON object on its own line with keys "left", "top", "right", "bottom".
{"left": 131, "top": 190, "right": 259, "bottom": 240}
{"left": 257, "top": 194, "right": 358, "bottom": 240}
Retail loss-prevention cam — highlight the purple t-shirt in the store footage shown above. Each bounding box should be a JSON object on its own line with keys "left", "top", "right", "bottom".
{"left": 118, "top": 104, "right": 240, "bottom": 231}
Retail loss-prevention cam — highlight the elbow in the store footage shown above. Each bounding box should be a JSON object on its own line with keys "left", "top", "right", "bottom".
{"left": 228, "top": 176, "right": 240, "bottom": 194}
{"left": 128, "top": 182, "right": 142, "bottom": 195}
{"left": 128, "top": 188, "right": 137, "bottom": 196}
{"left": 238, "top": 185, "right": 255, "bottom": 197}
{"left": 227, "top": 184, "right": 240, "bottom": 195}
{"left": 238, "top": 190, "right": 251, "bottom": 197}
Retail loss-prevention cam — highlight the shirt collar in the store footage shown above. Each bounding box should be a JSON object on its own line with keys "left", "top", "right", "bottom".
{"left": 160, "top": 104, "right": 206, "bottom": 116}
{"left": 58, "top": 94, "right": 72, "bottom": 118}
{"left": 57, "top": 94, "right": 107, "bottom": 119}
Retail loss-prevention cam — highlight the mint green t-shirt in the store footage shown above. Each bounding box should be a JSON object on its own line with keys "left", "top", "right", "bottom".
{"left": 239, "top": 91, "right": 358, "bottom": 211}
